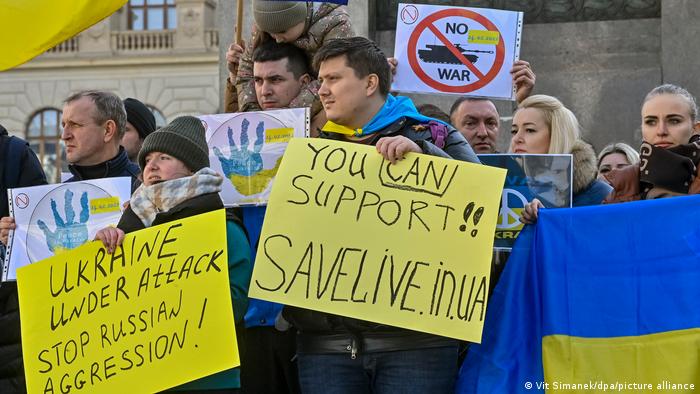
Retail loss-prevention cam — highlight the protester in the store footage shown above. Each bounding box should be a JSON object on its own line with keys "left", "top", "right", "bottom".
{"left": 252, "top": 40, "right": 326, "bottom": 137}
{"left": 61, "top": 90, "right": 141, "bottom": 188}
{"left": 512, "top": 95, "right": 612, "bottom": 223}
{"left": 122, "top": 97, "right": 156, "bottom": 163}
{"left": 0, "top": 90, "right": 140, "bottom": 393}
{"left": 604, "top": 84, "right": 700, "bottom": 202}
{"left": 230, "top": 0, "right": 353, "bottom": 114}
{"left": 448, "top": 60, "right": 536, "bottom": 154}
{"left": 0, "top": 90, "right": 141, "bottom": 245}
{"left": 449, "top": 98, "right": 501, "bottom": 154}
{"left": 278, "top": 36, "right": 479, "bottom": 394}
{"left": 597, "top": 142, "right": 639, "bottom": 180}
{"left": 95, "top": 116, "right": 252, "bottom": 393}
{"left": 0, "top": 124, "right": 47, "bottom": 394}
{"left": 238, "top": 39, "right": 312, "bottom": 394}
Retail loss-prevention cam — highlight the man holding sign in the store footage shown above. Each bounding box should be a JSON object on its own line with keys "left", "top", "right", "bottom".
{"left": 274, "top": 37, "right": 485, "bottom": 393}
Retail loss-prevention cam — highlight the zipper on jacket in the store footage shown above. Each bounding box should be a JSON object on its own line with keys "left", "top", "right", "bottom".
{"left": 350, "top": 339, "right": 357, "bottom": 359}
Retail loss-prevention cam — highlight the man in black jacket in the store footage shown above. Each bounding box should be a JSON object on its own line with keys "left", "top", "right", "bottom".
{"left": 61, "top": 90, "right": 141, "bottom": 190}
{"left": 0, "top": 124, "right": 47, "bottom": 394}
{"left": 0, "top": 124, "right": 47, "bottom": 219}
{"left": 0, "top": 90, "right": 140, "bottom": 393}
{"left": 286, "top": 37, "right": 480, "bottom": 394}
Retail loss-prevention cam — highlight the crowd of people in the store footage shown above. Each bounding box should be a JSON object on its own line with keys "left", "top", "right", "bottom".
{"left": 1, "top": 1, "right": 698, "bottom": 393}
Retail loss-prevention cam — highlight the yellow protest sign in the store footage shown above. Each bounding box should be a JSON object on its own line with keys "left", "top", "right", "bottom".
{"left": 250, "top": 138, "right": 506, "bottom": 342}
{"left": 17, "top": 209, "right": 238, "bottom": 394}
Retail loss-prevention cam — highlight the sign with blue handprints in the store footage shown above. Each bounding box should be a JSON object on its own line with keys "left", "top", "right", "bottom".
{"left": 2, "top": 177, "right": 131, "bottom": 281}
{"left": 200, "top": 108, "right": 309, "bottom": 206}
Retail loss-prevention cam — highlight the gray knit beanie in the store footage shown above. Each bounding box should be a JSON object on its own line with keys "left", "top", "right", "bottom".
{"left": 138, "top": 116, "right": 210, "bottom": 173}
{"left": 253, "top": 0, "right": 307, "bottom": 34}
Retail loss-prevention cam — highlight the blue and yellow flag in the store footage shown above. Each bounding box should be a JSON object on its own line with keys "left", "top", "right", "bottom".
{"left": 0, "top": 0, "right": 127, "bottom": 71}
{"left": 457, "top": 195, "right": 700, "bottom": 393}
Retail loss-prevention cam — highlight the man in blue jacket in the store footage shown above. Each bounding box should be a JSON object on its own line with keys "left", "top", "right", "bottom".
{"left": 284, "top": 36, "right": 480, "bottom": 394}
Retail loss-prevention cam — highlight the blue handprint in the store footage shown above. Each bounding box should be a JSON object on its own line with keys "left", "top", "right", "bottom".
{"left": 213, "top": 119, "right": 265, "bottom": 177}
{"left": 37, "top": 190, "right": 90, "bottom": 253}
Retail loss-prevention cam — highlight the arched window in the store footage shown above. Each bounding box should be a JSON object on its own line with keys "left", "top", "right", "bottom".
{"left": 128, "top": 0, "right": 177, "bottom": 31}
{"left": 26, "top": 108, "right": 65, "bottom": 183}
{"left": 147, "top": 104, "right": 167, "bottom": 128}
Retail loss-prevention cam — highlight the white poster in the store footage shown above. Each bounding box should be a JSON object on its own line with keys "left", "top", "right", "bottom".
{"left": 392, "top": 3, "right": 523, "bottom": 100}
{"left": 200, "top": 108, "right": 309, "bottom": 206}
{"left": 2, "top": 177, "right": 131, "bottom": 281}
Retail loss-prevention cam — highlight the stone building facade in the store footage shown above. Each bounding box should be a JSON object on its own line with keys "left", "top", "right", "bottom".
{"left": 0, "top": 0, "right": 219, "bottom": 182}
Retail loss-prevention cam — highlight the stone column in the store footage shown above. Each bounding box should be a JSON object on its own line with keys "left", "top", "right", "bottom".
{"left": 78, "top": 18, "right": 112, "bottom": 55}
{"left": 661, "top": 0, "right": 700, "bottom": 95}
{"left": 347, "top": 0, "right": 373, "bottom": 39}
{"left": 175, "top": 0, "right": 216, "bottom": 51}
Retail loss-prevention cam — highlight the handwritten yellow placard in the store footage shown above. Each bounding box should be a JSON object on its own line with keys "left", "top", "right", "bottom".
{"left": 265, "top": 128, "right": 295, "bottom": 143}
{"left": 468, "top": 30, "right": 500, "bottom": 45}
{"left": 89, "top": 196, "right": 121, "bottom": 214}
{"left": 249, "top": 138, "right": 506, "bottom": 342}
{"left": 17, "top": 209, "right": 238, "bottom": 394}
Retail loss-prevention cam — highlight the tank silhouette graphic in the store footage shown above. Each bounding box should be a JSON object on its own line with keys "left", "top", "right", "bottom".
{"left": 418, "top": 44, "right": 494, "bottom": 65}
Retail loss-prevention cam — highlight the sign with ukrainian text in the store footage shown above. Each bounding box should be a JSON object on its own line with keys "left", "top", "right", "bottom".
{"left": 17, "top": 210, "right": 238, "bottom": 394}
{"left": 200, "top": 108, "right": 309, "bottom": 207}
{"left": 392, "top": 3, "right": 523, "bottom": 100}
{"left": 479, "top": 154, "right": 573, "bottom": 250}
{"left": 249, "top": 138, "right": 506, "bottom": 342}
{"left": 3, "top": 178, "right": 131, "bottom": 281}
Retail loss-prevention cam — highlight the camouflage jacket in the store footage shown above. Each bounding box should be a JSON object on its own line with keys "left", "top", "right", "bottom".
{"left": 233, "top": 2, "right": 354, "bottom": 113}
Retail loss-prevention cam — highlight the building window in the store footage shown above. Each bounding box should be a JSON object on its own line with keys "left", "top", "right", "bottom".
{"left": 26, "top": 108, "right": 65, "bottom": 183}
{"left": 147, "top": 105, "right": 167, "bottom": 128}
{"left": 128, "top": 0, "right": 177, "bottom": 31}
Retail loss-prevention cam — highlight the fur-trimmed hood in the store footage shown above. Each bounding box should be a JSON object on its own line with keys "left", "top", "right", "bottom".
{"left": 571, "top": 139, "right": 598, "bottom": 194}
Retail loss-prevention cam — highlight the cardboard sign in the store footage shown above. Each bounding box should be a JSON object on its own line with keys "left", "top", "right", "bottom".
{"left": 17, "top": 210, "right": 239, "bottom": 394}
{"left": 200, "top": 108, "right": 309, "bottom": 207}
{"left": 3, "top": 178, "right": 131, "bottom": 281}
{"left": 479, "top": 154, "right": 573, "bottom": 250}
{"left": 392, "top": 3, "right": 523, "bottom": 100}
{"left": 249, "top": 138, "right": 506, "bottom": 342}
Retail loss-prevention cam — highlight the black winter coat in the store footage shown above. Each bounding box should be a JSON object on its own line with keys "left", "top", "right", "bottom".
{"left": 0, "top": 145, "right": 139, "bottom": 394}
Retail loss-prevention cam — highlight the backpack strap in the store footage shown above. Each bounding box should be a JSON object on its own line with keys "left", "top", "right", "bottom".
{"left": 427, "top": 120, "right": 448, "bottom": 149}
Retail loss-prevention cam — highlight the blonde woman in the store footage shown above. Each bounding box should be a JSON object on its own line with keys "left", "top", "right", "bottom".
{"left": 597, "top": 143, "right": 640, "bottom": 180}
{"left": 509, "top": 94, "right": 612, "bottom": 223}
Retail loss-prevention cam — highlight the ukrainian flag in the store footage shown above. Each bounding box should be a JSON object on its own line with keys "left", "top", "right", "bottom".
{"left": 457, "top": 195, "right": 700, "bottom": 393}
{"left": 0, "top": 0, "right": 127, "bottom": 71}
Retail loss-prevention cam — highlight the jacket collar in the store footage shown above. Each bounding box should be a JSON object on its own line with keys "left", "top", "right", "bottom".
{"left": 68, "top": 146, "right": 133, "bottom": 181}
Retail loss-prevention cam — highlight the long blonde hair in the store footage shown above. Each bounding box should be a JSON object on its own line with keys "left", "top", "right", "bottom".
{"left": 516, "top": 94, "right": 581, "bottom": 154}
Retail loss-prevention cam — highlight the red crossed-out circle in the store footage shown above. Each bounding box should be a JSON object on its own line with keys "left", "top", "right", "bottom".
{"left": 407, "top": 9, "right": 505, "bottom": 93}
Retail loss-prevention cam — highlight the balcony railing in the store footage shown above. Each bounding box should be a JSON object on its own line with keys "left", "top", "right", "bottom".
{"left": 112, "top": 30, "right": 175, "bottom": 52}
{"left": 205, "top": 29, "right": 219, "bottom": 49}
{"left": 41, "top": 27, "right": 220, "bottom": 59}
{"left": 46, "top": 37, "right": 79, "bottom": 54}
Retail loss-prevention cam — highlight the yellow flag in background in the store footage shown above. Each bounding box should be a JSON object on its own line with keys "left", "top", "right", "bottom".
{"left": 0, "top": 0, "right": 127, "bottom": 71}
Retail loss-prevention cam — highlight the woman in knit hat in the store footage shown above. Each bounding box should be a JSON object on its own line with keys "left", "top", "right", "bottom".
{"left": 604, "top": 84, "right": 700, "bottom": 202}
{"left": 95, "top": 115, "right": 252, "bottom": 393}
{"left": 226, "top": 1, "right": 354, "bottom": 113}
